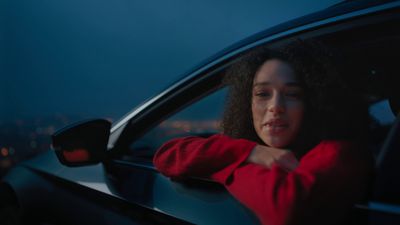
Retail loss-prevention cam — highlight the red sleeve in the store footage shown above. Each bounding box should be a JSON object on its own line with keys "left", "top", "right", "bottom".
{"left": 225, "top": 141, "right": 372, "bottom": 225}
{"left": 153, "top": 134, "right": 257, "bottom": 183}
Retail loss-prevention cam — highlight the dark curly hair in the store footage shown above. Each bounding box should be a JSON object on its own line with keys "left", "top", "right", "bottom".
{"left": 221, "top": 40, "right": 368, "bottom": 156}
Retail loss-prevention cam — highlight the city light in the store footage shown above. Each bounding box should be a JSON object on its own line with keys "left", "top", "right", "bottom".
{"left": 1, "top": 147, "right": 9, "bottom": 157}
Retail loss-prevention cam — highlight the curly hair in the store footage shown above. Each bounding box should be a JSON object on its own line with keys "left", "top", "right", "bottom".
{"left": 221, "top": 40, "right": 368, "bottom": 155}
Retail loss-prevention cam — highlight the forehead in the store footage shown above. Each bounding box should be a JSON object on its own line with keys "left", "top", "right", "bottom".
{"left": 253, "top": 59, "right": 297, "bottom": 84}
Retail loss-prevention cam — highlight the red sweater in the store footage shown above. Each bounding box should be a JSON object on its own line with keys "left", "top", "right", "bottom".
{"left": 153, "top": 134, "right": 371, "bottom": 225}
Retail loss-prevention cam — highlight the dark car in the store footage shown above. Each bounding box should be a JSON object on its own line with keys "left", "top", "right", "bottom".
{"left": 1, "top": 0, "right": 400, "bottom": 224}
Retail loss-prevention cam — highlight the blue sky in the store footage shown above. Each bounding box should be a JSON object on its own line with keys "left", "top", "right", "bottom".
{"left": 1, "top": 0, "right": 339, "bottom": 122}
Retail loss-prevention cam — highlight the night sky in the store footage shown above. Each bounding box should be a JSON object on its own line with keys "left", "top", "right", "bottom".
{"left": 1, "top": 0, "right": 338, "bottom": 122}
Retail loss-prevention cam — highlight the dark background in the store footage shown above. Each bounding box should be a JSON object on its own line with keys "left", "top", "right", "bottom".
{"left": 0, "top": 0, "right": 338, "bottom": 175}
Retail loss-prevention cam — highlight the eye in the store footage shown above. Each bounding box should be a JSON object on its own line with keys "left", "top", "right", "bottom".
{"left": 285, "top": 90, "right": 303, "bottom": 100}
{"left": 254, "top": 91, "right": 271, "bottom": 98}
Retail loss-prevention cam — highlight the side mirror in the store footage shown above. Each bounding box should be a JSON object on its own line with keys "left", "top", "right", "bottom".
{"left": 51, "top": 119, "right": 111, "bottom": 167}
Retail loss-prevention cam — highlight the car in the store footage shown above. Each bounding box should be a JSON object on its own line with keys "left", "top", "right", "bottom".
{"left": 1, "top": 0, "right": 400, "bottom": 224}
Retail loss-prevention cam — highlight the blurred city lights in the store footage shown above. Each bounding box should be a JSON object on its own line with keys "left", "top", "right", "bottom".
{"left": 1, "top": 147, "right": 9, "bottom": 157}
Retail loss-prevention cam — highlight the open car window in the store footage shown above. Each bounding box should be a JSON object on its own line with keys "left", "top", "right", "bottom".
{"left": 116, "top": 6, "right": 400, "bottom": 168}
{"left": 122, "top": 88, "right": 227, "bottom": 162}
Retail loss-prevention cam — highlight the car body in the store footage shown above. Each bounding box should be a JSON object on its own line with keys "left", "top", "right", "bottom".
{"left": 2, "top": 0, "right": 400, "bottom": 224}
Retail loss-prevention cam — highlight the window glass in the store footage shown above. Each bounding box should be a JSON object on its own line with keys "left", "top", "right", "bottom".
{"left": 125, "top": 88, "right": 227, "bottom": 161}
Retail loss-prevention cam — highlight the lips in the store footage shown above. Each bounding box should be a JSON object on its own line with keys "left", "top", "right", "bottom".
{"left": 265, "top": 119, "right": 288, "bottom": 127}
{"left": 264, "top": 119, "right": 289, "bottom": 134}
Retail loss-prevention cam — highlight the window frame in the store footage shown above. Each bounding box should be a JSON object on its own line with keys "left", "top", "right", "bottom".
{"left": 109, "top": 65, "right": 228, "bottom": 158}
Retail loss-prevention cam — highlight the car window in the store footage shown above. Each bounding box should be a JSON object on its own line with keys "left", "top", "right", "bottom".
{"left": 123, "top": 88, "right": 227, "bottom": 162}
{"left": 121, "top": 84, "right": 396, "bottom": 164}
{"left": 117, "top": 10, "right": 400, "bottom": 167}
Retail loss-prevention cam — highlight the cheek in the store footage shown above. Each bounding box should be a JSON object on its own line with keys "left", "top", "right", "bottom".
{"left": 251, "top": 100, "right": 265, "bottom": 122}
{"left": 287, "top": 102, "right": 305, "bottom": 125}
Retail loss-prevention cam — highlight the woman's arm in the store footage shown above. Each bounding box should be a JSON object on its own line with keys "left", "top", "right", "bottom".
{"left": 153, "top": 134, "right": 257, "bottom": 183}
{"left": 154, "top": 136, "right": 371, "bottom": 225}
{"left": 154, "top": 134, "right": 297, "bottom": 181}
{"left": 225, "top": 141, "right": 372, "bottom": 225}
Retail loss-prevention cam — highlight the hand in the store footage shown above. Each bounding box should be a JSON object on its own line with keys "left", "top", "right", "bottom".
{"left": 247, "top": 145, "right": 299, "bottom": 171}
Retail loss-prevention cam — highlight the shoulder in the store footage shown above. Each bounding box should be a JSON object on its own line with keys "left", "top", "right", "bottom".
{"left": 300, "top": 140, "right": 369, "bottom": 167}
{"left": 316, "top": 140, "right": 354, "bottom": 149}
{"left": 305, "top": 140, "right": 358, "bottom": 157}
{"left": 300, "top": 140, "right": 373, "bottom": 173}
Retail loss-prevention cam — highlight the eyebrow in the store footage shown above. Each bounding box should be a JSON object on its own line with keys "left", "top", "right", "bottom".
{"left": 253, "top": 81, "right": 302, "bottom": 88}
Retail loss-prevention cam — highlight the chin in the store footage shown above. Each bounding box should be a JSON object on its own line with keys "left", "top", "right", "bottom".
{"left": 264, "top": 139, "right": 290, "bottom": 148}
{"left": 270, "top": 143, "right": 289, "bottom": 148}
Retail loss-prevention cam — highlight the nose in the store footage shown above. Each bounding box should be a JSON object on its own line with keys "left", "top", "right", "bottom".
{"left": 268, "top": 93, "right": 285, "bottom": 114}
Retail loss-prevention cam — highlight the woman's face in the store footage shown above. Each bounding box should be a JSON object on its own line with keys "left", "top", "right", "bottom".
{"left": 252, "top": 59, "right": 305, "bottom": 148}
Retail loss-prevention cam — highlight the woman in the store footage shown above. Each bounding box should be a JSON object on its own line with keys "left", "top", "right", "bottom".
{"left": 153, "top": 40, "right": 372, "bottom": 225}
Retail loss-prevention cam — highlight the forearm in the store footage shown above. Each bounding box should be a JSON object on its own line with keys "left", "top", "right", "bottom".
{"left": 153, "top": 134, "right": 257, "bottom": 183}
